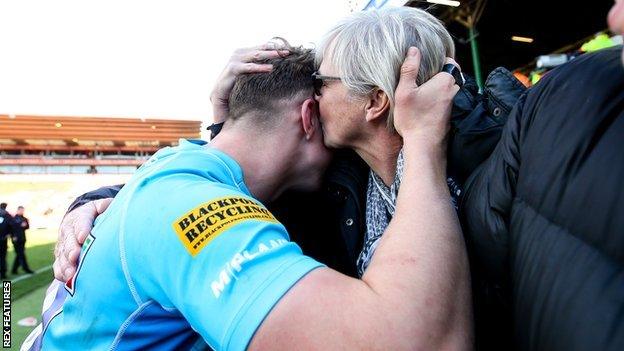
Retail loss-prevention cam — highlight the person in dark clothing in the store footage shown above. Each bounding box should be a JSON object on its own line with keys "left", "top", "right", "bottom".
{"left": 0, "top": 202, "right": 15, "bottom": 279}
{"left": 460, "top": 46, "right": 624, "bottom": 350}
{"left": 11, "top": 206, "right": 33, "bottom": 274}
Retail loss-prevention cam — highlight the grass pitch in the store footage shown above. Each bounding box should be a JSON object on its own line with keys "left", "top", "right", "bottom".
{"left": 6, "top": 228, "right": 57, "bottom": 350}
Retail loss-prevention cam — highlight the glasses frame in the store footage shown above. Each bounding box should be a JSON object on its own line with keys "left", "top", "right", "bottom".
{"left": 312, "top": 71, "right": 341, "bottom": 95}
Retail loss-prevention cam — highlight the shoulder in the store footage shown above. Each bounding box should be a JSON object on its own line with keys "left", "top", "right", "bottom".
{"left": 117, "top": 164, "right": 282, "bottom": 257}
{"left": 529, "top": 47, "right": 624, "bottom": 103}
{"left": 169, "top": 193, "right": 280, "bottom": 257}
{"left": 121, "top": 141, "right": 251, "bottom": 219}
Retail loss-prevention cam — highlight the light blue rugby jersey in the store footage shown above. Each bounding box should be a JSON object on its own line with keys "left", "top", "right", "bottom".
{"left": 26, "top": 139, "right": 323, "bottom": 351}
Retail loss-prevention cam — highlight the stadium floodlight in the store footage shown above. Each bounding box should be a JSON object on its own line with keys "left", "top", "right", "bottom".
{"left": 427, "top": 0, "right": 460, "bottom": 7}
{"left": 511, "top": 36, "right": 534, "bottom": 43}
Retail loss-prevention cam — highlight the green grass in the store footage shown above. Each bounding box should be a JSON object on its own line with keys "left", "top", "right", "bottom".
{"left": 0, "top": 177, "right": 127, "bottom": 348}
{"left": 5, "top": 228, "right": 57, "bottom": 350}
{"left": 7, "top": 240, "right": 54, "bottom": 277}
{"left": 7, "top": 228, "right": 56, "bottom": 297}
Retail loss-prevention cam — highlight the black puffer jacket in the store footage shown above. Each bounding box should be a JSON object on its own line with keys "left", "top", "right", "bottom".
{"left": 461, "top": 46, "right": 624, "bottom": 350}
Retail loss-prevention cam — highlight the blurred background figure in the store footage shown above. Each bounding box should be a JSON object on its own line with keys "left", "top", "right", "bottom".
{"left": 12, "top": 206, "right": 33, "bottom": 275}
{"left": 0, "top": 202, "right": 12, "bottom": 279}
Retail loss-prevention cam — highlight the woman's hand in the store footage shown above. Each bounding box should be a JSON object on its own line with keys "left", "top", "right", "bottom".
{"left": 393, "top": 47, "right": 460, "bottom": 146}
{"left": 210, "top": 43, "right": 290, "bottom": 123}
{"left": 53, "top": 198, "right": 112, "bottom": 281}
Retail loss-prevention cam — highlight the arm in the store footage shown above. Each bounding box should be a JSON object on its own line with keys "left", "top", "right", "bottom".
{"left": 250, "top": 49, "right": 472, "bottom": 350}
{"left": 53, "top": 185, "right": 121, "bottom": 281}
{"left": 6, "top": 215, "right": 19, "bottom": 237}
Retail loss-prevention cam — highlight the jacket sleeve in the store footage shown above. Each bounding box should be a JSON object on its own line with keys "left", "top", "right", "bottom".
{"left": 66, "top": 184, "right": 125, "bottom": 214}
{"left": 460, "top": 92, "right": 526, "bottom": 283}
{"left": 23, "top": 217, "right": 29, "bottom": 231}
{"left": 447, "top": 67, "right": 526, "bottom": 186}
{"left": 458, "top": 91, "right": 527, "bottom": 349}
{"left": 7, "top": 215, "right": 19, "bottom": 236}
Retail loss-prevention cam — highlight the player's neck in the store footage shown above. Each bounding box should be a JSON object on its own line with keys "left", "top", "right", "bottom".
{"left": 210, "top": 127, "right": 294, "bottom": 203}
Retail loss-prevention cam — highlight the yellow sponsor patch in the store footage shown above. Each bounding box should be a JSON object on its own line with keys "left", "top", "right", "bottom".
{"left": 172, "top": 196, "right": 279, "bottom": 257}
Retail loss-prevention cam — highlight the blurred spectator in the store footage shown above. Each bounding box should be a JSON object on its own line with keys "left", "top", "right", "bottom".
{"left": 12, "top": 206, "right": 33, "bottom": 274}
{"left": 0, "top": 202, "right": 13, "bottom": 279}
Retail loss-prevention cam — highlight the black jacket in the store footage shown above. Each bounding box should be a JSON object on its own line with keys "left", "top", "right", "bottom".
{"left": 0, "top": 209, "right": 17, "bottom": 239}
{"left": 461, "top": 47, "right": 624, "bottom": 350}
{"left": 12, "top": 214, "right": 29, "bottom": 242}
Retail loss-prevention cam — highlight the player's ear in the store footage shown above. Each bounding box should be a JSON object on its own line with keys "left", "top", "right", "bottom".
{"left": 300, "top": 97, "right": 319, "bottom": 140}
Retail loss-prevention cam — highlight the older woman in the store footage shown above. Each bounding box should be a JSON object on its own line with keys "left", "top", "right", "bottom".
{"left": 208, "top": 7, "right": 480, "bottom": 277}
{"left": 312, "top": 7, "right": 459, "bottom": 275}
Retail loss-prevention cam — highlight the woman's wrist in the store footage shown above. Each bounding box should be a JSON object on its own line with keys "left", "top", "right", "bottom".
{"left": 402, "top": 133, "right": 448, "bottom": 176}
{"left": 402, "top": 131, "right": 446, "bottom": 155}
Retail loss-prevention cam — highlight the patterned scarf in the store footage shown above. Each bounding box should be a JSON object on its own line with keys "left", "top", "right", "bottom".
{"left": 356, "top": 150, "right": 460, "bottom": 277}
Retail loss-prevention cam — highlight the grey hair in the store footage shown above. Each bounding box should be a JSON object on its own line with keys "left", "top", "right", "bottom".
{"left": 315, "top": 7, "right": 455, "bottom": 131}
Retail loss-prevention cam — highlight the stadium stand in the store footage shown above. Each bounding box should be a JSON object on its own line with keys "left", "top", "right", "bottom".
{"left": 0, "top": 114, "right": 201, "bottom": 230}
{"left": 0, "top": 114, "right": 201, "bottom": 174}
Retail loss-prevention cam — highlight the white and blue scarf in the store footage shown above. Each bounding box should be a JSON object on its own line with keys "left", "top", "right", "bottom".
{"left": 356, "top": 150, "right": 460, "bottom": 277}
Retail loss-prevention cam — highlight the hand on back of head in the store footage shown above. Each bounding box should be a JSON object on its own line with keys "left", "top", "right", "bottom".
{"left": 393, "top": 47, "right": 460, "bottom": 144}
{"left": 210, "top": 42, "right": 291, "bottom": 123}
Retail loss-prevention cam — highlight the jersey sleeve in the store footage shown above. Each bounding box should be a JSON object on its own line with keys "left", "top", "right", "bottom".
{"left": 66, "top": 184, "right": 124, "bottom": 213}
{"left": 122, "top": 176, "right": 324, "bottom": 351}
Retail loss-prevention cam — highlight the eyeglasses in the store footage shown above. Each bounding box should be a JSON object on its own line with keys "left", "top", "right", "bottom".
{"left": 312, "top": 71, "right": 341, "bottom": 96}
